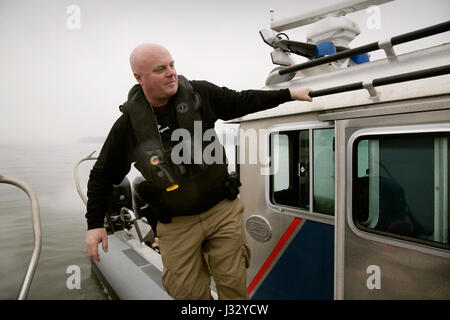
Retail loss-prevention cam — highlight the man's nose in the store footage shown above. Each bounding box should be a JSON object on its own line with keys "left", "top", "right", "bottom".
{"left": 167, "top": 66, "right": 177, "bottom": 77}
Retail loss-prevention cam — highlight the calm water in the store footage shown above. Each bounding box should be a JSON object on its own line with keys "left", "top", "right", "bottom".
{"left": 0, "top": 143, "right": 108, "bottom": 300}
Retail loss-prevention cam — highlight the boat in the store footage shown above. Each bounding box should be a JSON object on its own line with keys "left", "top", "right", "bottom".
{"left": 75, "top": 152, "right": 175, "bottom": 300}
{"left": 75, "top": 0, "right": 450, "bottom": 299}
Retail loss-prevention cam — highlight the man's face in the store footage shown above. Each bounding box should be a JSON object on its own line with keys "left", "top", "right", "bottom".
{"left": 135, "top": 48, "right": 178, "bottom": 105}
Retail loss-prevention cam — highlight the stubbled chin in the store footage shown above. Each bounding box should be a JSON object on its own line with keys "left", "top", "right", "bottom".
{"left": 167, "top": 83, "right": 178, "bottom": 95}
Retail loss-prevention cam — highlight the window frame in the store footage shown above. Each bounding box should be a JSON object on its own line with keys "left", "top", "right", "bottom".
{"left": 266, "top": 121, "right": 335, "bottom": 225}
{"left": 347, "top": 123, "right": 450, "bottom": 256}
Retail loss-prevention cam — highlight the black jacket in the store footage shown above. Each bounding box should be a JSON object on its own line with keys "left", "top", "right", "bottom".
{"left": 85, "top": 79, "right": 291, "bottom": 230}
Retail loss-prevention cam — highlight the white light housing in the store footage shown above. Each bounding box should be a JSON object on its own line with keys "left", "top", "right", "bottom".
{"left": 307, "top": 16, "right": 361, "bottom": 47}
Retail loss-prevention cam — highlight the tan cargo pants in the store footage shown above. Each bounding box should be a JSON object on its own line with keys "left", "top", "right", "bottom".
{"left": 157, "top": 198, "right": 250, "bottom": 300}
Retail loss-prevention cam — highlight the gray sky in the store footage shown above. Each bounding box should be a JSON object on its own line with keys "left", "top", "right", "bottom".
{"left": 0, "top": 0, "right": 449, "bottom": 144}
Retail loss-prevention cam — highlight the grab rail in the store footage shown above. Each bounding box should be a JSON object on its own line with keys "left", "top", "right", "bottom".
{"left": 73, "top": 151, "right": 118, "bottom": 233}
{"left": 0, "top": 175, "right": 42, "bottom": 300}
{"left": 308, "top": 64, "right": 450, "bottom": 98}
{"left": 74, "top": 151, "right": 97, "bottom": 206}
{"left": 278, "top": 20, "right": 450, "bottom": 76}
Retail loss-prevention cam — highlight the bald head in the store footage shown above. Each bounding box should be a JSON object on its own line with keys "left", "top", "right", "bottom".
{"left": 130, "top": 43, "right": 171, "bottom": 74}
{"left": 129, "top": 43, "right": 178, "bottom": 107}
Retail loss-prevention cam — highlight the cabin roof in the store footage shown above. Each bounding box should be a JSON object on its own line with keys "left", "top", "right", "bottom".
{"left": 226, "top": 43, "right": 450, "bottom": 124}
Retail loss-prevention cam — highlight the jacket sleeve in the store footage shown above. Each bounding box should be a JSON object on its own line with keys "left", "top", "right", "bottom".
{"left": 191, "top": 80, "right": 292, "bottom": 122}
{"left": 85, "top": 114, "right": 134, "bottom": 230}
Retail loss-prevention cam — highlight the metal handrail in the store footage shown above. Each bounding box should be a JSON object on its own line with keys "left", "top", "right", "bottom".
{"left": 74, "top": 151, "right": 117, "bottom": 232}
{"left": 0, "top": 175, "right": 42, "bottom": 300}
{"left": 278, "top": 20, "right": 450, "bottom": 76}
{"left": 308, "top": 64, "right": 450, "bottom": 98}
{"left": 74, "top": 151, "right": 97, "bottom": 205}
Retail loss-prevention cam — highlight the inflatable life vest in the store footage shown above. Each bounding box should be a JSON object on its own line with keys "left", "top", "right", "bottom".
{"left": 119, "top": 75, "right": 211, "bottom": 191}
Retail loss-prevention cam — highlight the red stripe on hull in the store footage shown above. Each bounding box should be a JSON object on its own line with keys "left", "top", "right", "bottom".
{"left": 247, "top": 217, "right": 302, "bottom": 295}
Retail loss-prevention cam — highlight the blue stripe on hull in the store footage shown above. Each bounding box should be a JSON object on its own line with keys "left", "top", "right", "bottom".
{"left": 252, "top": 220, "right": 334, "bottom": 300}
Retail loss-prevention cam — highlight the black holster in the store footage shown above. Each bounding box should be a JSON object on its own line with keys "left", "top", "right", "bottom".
{"left": 136, "top": 180, "right": 172, "bottom": 225}
{"left": 224, "top": 172, "right": 241, "bottom": 200}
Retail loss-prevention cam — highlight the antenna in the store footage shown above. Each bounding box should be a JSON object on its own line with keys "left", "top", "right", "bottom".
{"left": 271, "top": 0, "right": 394, "bottom": 31}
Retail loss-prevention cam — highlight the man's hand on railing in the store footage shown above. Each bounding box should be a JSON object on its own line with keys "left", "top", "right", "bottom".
{"left": 289, "top": 87, "right": 313, "bottom": 102}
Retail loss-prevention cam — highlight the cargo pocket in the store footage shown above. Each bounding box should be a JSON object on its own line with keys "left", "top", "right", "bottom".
{"left": 242, "top": 241, "right": 251, "bottom": 269}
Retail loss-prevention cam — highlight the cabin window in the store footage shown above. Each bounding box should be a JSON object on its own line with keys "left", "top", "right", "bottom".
{"left": 273, "top": 134, "right": 291, "bottom": 192}
{"left": 270, "top": 127, "right": 335, "bottom": 216}
{"left": 313, "top": 128, "right": 335, "bottom": 215}
{"left": 353, "top": 133, "right": 450, "bottom": 249}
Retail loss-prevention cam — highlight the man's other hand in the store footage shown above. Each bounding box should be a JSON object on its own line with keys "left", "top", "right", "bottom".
{"left": 85, "top": 228, "right": 108, "bottom": 262}
{"left": 289, "top": 87, "right": 313, "bottom": 102}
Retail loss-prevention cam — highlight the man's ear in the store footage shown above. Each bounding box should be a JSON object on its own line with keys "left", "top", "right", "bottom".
{"left": 134, "top": 72, "right": 142, "bottom": 84}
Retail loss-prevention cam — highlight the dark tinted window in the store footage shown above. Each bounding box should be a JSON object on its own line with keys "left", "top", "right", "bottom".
{"left": 353, "top": 133, "right": 449, "bottom": 249}
{"left": 270, "top": 128, "right": 335, "bottom": 216}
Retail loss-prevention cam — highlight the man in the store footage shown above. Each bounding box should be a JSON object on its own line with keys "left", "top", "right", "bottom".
{"left": 85, "top": 43, "right": 312, "bottom": 300}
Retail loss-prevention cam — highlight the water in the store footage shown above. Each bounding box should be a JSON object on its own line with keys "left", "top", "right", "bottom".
{"left": 0, "top": 143, "right": 108, "bottom": 300}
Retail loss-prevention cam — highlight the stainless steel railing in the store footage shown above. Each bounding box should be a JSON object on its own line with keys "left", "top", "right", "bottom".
{"left": 74, "top": 152, "right": 147, "bottom": 241}
{"left": 0, "top": 175, "right": 42, "bottom": 300}
{"left": 74, "top": 151, "right": 97, "bottom": 205}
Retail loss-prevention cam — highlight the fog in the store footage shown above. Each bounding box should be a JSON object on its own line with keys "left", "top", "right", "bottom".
{"left": 0, "top": 0, "right": 448, "bottom": 145}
